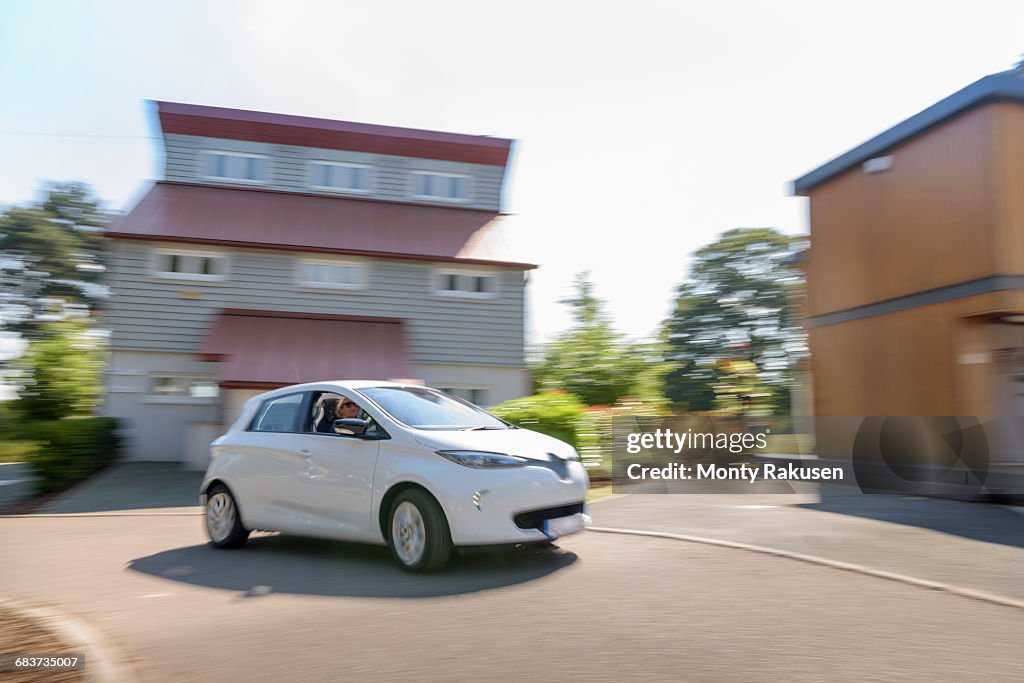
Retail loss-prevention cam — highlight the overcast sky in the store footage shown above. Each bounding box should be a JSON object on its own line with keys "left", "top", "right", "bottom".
{"left": 1, "top": 0, "right": 1022, "bottom": 346}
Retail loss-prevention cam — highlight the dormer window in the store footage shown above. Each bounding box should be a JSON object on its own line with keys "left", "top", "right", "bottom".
{"left": 202, "top": 151, "right": 269, "bottom": 183}
{"left": 296, "top": 258, "right": 367, "bottom": 289}
{"left": 412, "top": 171, "right": 469, "bottom": 202}
{"left": 310, "top": 162, "right": 373, "bottom": 193}
{"left": 434, "top": 269, "right": 496, "bottom": 298}
{"left": 152, "top": 249, "right": 228, "bottom": 281}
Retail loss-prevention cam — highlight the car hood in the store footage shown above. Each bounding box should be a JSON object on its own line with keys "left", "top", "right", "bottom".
{"left": 413, "top": 427, "right": 578, "bottom": 462}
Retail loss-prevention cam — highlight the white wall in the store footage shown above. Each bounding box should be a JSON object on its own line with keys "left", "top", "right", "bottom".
{"left": 103, "top": 350, "right": 220, "bottom": 463}
{"left": 105, "top": 351, "right": 531, "bottom": 465}
{"left": 414, "top": 363, "right": 530, "bottom": 407}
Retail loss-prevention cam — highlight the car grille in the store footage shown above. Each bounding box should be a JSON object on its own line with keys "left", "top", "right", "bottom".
{"left": 513, "top": 502, "right": 585, "bottom": 530}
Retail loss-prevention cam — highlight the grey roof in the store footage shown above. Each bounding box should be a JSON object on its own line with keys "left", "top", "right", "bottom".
{"left": 792, "top": 67, "right": 1024, "bottom": 195}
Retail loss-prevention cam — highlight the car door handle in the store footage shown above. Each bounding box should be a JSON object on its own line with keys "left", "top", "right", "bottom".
{"left": 296, "top": 449, "right": 311, "bottom": 457}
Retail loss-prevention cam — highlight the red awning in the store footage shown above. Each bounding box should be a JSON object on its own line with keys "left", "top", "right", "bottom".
{"left": 198, "top": 311, "right": 415, "bottom": 388}
{"left": 106, "top": 182, "right": 535, "bottom": 269}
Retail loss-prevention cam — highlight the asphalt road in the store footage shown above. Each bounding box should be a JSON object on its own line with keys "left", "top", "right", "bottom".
{"left": 2, "top": 511, "right": 1023, "bottom": 682}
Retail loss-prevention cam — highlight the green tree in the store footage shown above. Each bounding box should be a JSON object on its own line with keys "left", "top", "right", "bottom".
{"left": 533, "top": 273, "right": 657, "bottom": 406}
{"left": 0, "top": 182, "right": 110, "bottom": 337}
{"left": 664, "top": 228, "right": 806, "bottom": 413}
{"left": 12, "top": 320, "right": 106, "bottom": 420}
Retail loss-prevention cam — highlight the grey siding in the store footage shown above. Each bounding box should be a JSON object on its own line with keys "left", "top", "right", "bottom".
{"left": 163, "top": 134, "right": 505, "bottom": 211}
{"left": 103, "top": 241, "right": 526, "bottom": 367}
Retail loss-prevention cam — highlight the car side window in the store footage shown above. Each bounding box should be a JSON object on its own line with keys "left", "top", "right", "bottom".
{"left": 249, "top": 393, "right": 304, "bottom": 432}
{"left": 308, "top": 392, "right": 343, "bottom": 433}
{"left": 306, "top": 391, "right": 387, "bottom": 438}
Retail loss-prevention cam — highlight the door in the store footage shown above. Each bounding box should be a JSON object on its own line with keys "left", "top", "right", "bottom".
{"left": 281, "top": 390, "right": 383, "bottom": 541}
{"left": 288, "top": 431, "right": 381, "bottom": 541}
{"left": 992, "top": 329, "right": 1024, "bottom": 470}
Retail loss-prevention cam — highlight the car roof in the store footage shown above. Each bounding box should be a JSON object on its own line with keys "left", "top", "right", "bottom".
{"left": 251, "top": 380, "right": 427, "bottom": 400}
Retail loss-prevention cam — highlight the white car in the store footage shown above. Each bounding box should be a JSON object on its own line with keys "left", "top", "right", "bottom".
{"left": 199, "top": 381, "right": 590, "bottom": 572}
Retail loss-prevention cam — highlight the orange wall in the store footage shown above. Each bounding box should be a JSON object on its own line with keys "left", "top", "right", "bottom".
{"left": 805, "top": 102, "right": 1024, "bottom": 418}
{"left": 990, "top": 102, "right": 1024, "bottom": 276}
{"left": 809, "top": 291, "right": 1024, "bottom": 416}
{"left": 806, "top": 105, "right": 1002, "bottom": 318}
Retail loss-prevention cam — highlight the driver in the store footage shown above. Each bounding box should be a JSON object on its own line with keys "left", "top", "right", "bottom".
{"left": 333, "top": 398, "right": 365, "bottom": 435}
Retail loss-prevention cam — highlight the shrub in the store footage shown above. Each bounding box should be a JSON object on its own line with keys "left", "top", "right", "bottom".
{"left": 26, "top": 417, "right": 120, "bottom": 492}
{"left": 490, "top": 391, "right": 587, "bottom": 448}
{"left": 0, "top": 402, "right": 38, "bottom": 463}
{"left": 0, "top": 440, "right": 40, "bottom": 463}
{"left": 12, "top": 321, "right": 105, "bottom": 421}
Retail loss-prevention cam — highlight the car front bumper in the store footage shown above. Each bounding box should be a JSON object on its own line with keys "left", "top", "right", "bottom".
{"left": 437, "top": 460, "right": 591, "bottom": 546}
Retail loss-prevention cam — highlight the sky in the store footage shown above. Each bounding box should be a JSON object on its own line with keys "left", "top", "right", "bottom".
{"left": 1, "top": 0, "right": 1023, "bottom": 347}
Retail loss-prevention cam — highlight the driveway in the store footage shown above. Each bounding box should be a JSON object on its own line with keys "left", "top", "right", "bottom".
{"left": 594, "top": 485, "right": 1024, "bottom": 602}
{"left": 0, "top": 462, "right": 37, "bottom": 508}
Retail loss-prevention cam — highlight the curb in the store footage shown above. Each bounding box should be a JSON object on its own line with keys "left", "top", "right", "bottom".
{"left": 588, "top": 526, "right": 1024, "bottom": 612}
{"left": 0, "top": 597, "right": 139, "bottom": 683}
{"left": 0, "top": 507, "right": 203, "bottom": 519}
{"left": 587, "top": 493, "right": 625, "bottom": 505}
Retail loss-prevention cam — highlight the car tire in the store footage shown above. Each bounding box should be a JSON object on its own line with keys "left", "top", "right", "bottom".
{"left": 388, "top": 489, "right": 452, "bottom": 573}
{"left": 205, "top": 484, "right": 249, "bottom": 549}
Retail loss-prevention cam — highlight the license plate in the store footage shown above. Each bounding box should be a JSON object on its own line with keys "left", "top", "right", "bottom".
{"left": 543, "top": 512, "right": 590, "bottom": 539}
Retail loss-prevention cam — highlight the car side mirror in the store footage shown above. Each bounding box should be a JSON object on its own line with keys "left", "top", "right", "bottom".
{"left": 333, "top": 418, "right": 368, "bottom": 436}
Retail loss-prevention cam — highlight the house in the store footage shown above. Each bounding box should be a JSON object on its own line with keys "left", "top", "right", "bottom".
{"left": 792, "top": 64, "right": 1024, "bottom": 479}
{"left": 103, "top": 102, "right": 533, "bottom": 468}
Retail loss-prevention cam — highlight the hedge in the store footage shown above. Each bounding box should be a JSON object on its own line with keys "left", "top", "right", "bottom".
{"left": 491, "top": 393, "right": 670, "bottom": 475}
{"left": 490, "top": 391, "right": 586, "bottom": 448}
{"left": 24, "top": 417, "right": 121, "bottom": 493}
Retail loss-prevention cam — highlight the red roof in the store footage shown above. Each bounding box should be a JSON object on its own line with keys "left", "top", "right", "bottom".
{"left": 157, "top": 101, "right": 512, "bottom": 167}
{"left": 198, "top": 311, "right": 415, "bottom": 388}
{"left": 106, "top": 182, "right": 535, "bottom": 269}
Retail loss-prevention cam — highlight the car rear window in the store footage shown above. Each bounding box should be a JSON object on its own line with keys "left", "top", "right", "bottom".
{"left": 249, "top": 393, "right": 304, "bottom": 432}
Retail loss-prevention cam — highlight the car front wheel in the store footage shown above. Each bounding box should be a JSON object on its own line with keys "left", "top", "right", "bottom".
{"left": 388, "top": 489, "right": 452, "bottom": 572}
{"left": 205, "top": 484, "right": 249, "bottom": 549}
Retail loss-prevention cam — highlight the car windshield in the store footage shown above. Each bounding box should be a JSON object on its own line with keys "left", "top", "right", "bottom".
{"left": 359, "top": 386, "right": 509, "bottom": 431}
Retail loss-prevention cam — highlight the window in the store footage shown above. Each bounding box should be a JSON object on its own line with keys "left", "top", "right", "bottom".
{"left": 250, "top": 393, "right": 304, "bottom": 432}
{"left": 439, "top": 387, "right": 488, "bottom": 407}
{"left": 153, "top": 250, "right": 227, "bottom": 280}
{"left": 150, "top": 376, "right": 219, "bottom": 399}
{"left": 411, "top": 172, "right": 469, "bottom": 201}
{"left": 201, "top": 151, "right": 269, "bottom": 183}
{"left": 305, "top": 391, "right": 386, "bottom": 438}
{"left": 310, "top": 162, "right": 372, "bottom": 192}
{"left": 434, "top": 271, "right": 496, "bottom": 297}
{"left": 296, "top": 259, "right": 367, "bottom": 289}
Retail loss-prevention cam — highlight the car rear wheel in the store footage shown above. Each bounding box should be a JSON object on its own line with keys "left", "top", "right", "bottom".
{"left": 388, "top": 489, "right": 452, "bottom": 572}
{"left": 205, "top": 484, "right": 249, "bottom": 549}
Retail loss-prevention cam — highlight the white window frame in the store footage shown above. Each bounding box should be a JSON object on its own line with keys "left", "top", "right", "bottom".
{"left": 295, "top": 257, "right": 369, "bottom": 291}
{"left": 199, "top": 150, "right": 271, "bottom": 185}
{"left": 308, "top": 160, "right": 375, "bottom": 194}
{"left": 144, "top": 374, "right": 220, "bottom": 404}
{"left": 432, "top": 267, "right": 498, "bottom": 299}
{"left": 410, "top": 170, "right": 472, "bottom": 203}
{"left": 151, "top": 248, "right": 229, "bottom": 282}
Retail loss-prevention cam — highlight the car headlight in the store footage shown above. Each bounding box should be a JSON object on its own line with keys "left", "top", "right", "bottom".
{"left": 436, "top": 450, "right": 528, "bottom": 469}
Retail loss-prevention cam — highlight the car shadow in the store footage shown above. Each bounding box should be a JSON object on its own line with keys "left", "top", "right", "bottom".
{"left": 127, "top": 534, "right": 578, "bottom": 598}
